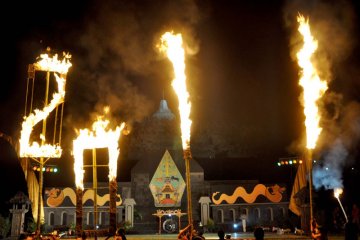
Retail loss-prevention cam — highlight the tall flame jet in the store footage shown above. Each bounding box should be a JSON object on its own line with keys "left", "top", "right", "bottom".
{"left": 296, "top": 15, "right": 328, "bottom": 149}
{"left": 19, "top": 53, "right": 72, "bottom": 158}
{"left": 159, "top": 31, "right": 194, "bottom": 232}
{"left": 158, "top": 32, "right": 192, "bottom": 150}
{"left": 73, "top": 113, "right": 125, "bottom": 190}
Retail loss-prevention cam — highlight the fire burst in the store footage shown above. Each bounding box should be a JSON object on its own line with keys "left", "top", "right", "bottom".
{"left": 296, "top": 15, "right": 328, "bottom": 149}
{"left": 159, "top": 31, "right": 194, "bottom": 234}
{"left": 19, "top": 53, "right": 72, "bottom": 158}
{"left": 159, "top": 32, "right": 192, "bottom": 150}
{"left": 34, "top": 52, "right": 72, "bottom": 74}
{"left": 334, "top": 188, "right": 348, "bottom": 222}
{"left": 73, "top": 113, "right": 125, "bottom": 190}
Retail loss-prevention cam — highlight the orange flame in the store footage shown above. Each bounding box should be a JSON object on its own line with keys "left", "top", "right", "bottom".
{"left": 73, "top": 112, "right": 125, "bottom": 190}
{"left": 159, "top": 32, "right": 192, "bottom": 150}
{"left": 34, "top": 53, "right": 72, "bottom": 74}
{"left": 19, "top": 53, "right": 72, "bottom": 158}
{"left": 296, "top": 15, "right": 328, "bottom": 149}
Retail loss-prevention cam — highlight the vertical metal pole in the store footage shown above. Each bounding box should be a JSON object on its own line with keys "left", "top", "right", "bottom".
{"left": 159, "top": 216, "right": 161, "bottom": 234}
{"left": 92, "top": 149, "right": 98, "bottom": 240}
{"left": 36, "top": 70, "right": 50, "bottom": 233}
{"left": 37, "top": 160, "right": 43, "bottom": 233}
{"left": 42, "top": 71, "right": 50, "bottom": 140}
{"left": 53, "top": 106, "right": 59, "bottom": 144}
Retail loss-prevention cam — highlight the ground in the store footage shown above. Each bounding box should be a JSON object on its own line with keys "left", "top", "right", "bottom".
{"left": 57, "top": 233, "right": 347, "bottom": 240}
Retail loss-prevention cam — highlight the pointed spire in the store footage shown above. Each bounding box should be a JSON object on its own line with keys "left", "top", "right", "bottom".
{"left": 153, "top": 98, "right": 175, "bottom": 120}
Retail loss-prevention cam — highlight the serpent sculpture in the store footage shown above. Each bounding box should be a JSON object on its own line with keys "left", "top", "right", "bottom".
{"left": 45, "top": 187, "right": 122, "bottom": 207}
{"left": 212, "top": 184, "right": 285, "bottom": 204}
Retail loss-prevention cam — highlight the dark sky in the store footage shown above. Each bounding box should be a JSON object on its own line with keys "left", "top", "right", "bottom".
{"left": 1, "top": 0, "right": 360, "bottom": 211}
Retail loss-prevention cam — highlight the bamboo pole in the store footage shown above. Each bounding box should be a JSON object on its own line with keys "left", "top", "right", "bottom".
{"left": 109, "top": 179, "right": 117, "bottom": 236}
{"left": 183, "top": 148, "right": 193, "bottom": 238}
{"left": 306, "top": 149, "right": 314, "bottom": 231}
{"left": 76, "top": 188, "right": 83, "bottom": 237}
{"left": 92, "top": 149, "right": 98, "bottom": 240}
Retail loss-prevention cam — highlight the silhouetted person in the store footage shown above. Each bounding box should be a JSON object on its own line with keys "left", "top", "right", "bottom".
{"left": 333, "top": 206, "right": 345, "bottom": 232}
{"left": 81, "top": 231, "right": 86, "bottom": 240}
{"left": 118, "top": 228, "right": 126, "bottom": 240}
{"left": 178, "top": 224, "right": 191, "bottom": 240}
{"left": 114, "top": 229, "right": 122, "bottom": 240}
{"left": 345, "top": 220, "right": 359, "bottom": 240}
{"left": 254, "top": 227, "right": 264, "bottom": 240}
{"left": 318, "top": 227, "right": 328, "bottom": 240}
{"left": 18, "top": 233, "right": 26, "bottom": 240}
{"left": 105, "top": 227, "right": 116, "bottom": 240}
{"left": 311, "top": 218, "right": 321, "bottom": 240}
{"left": 217, "top": 230, "right": 225, "bottom": 240}
{"left": 352, "top": 204, "right": 360, "bottom": 228}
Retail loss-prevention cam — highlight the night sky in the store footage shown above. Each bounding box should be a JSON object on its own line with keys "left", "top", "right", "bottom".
{"left": 1, "top": 0, "right": 360, "bottom": 215}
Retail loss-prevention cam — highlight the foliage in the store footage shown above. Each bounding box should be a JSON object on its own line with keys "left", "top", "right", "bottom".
{"left": 69, "top": 222, "right": 75, "bottom": 231}
{"left": 118, "top": 221, "right": 133, "bottom": 232}
{"left": 206, "top": 218, "right": 216, "bottom": 232}
{"left": 0, "top": 215, "right": 11, "bottom": 239}
{"left": 26, "top": 217, "right": 36, "bottom": 233}
{"left": 134, "top": 209, "right": 142, "bottom": 221}
{"left": 26, "top": 217, "right": 46, "bottom": 233}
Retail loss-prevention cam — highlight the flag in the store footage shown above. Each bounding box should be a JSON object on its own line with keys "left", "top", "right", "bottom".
{"left": 289, "top": 162, "right": 308, "bottom": 216}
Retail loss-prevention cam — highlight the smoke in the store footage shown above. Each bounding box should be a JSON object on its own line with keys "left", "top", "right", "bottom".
{"left": 63, "top": 0, "right": 201, "bottom": 131}
{"left": 313, "top": 139, "right": 346, "bottom": 189}
{"left": 314, "top": 101, "right": 360, "bottom": 190}
{"left": 284, "top": 0, "right": 356, "bottom": 82}
{"left": 284, "top": 0, "right": 359, "bottom": 190}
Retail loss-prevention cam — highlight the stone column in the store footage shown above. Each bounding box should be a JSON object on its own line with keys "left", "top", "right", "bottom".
{"left": 198, "top": 197, "right": 211, "bottom": 227}
{"left": 10, "top": 203, "right": 29, "bottom": 237}
{"left": 123, "top": 198, "right": 136, "bottom": 227}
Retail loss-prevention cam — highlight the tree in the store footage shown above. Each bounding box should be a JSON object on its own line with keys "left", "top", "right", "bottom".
{"left": 0, "top": 215, "right": 11, "bottom": 239}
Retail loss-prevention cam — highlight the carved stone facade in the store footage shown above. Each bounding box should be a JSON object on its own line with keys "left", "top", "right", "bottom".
{"left": 43, "top": 100, "right": 289, "bottom": 234}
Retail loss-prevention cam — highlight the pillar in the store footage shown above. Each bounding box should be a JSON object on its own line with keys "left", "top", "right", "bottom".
{"left": 198, "top": 196, "right": 211, "bottom": 226}
{"left": 10, "top": 203, "right": 29, "bottom": 237}
{"left": 123, "top": 198, "right": 136, "bottom": 227}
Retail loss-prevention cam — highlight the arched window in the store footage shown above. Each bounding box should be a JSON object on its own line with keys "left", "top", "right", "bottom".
{"left": 279, "top": 207, "right": 285, "bottom": 218}
{"left": 229, "top": 209, "right": 236, "bottom": 222}
{"left": 88, "top": 212, "right": 94, "bottom": 226}
{"left": 117, "top": 207, "right": 125, "bottom": 223}
{"left": 217, "top": 209, "right": 224, "bottom": 223}
{"left": 61, "top": 211, "right": 67, "bottom": 226}
{"left": 267, "top": 207, "right": 273, "bottom": 221}
{"left": 67, "top": 213, "right": 75, "bottom": 225}
{"left": 49, "top": 212, "right": 55, "bottom": 226}
{"left": 99, "top": 211, "right": 102, "bottom": 225}
{"left": 240, "top": 208, "right": 249, "bottom": 218}
{"left": 254, "top": 208, "right": 261, "bottom": 220}
{"left": 99, "top": 212, "right": 109, "bottom": 225}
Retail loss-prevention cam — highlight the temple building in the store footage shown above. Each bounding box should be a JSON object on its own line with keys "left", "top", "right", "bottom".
{"left": 43, "top": 99, "right": 289, "bottom": 234}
